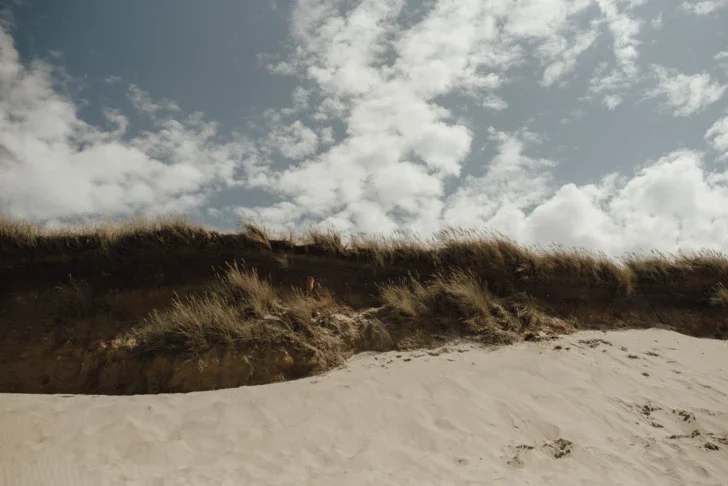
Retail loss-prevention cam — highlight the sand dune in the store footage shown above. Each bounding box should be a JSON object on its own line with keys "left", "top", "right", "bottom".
{"left": 1, "top": 329, "right": 727, "bottom": 486}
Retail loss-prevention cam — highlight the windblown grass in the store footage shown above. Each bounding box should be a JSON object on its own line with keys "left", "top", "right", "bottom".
{"left": 710, "top": 283, "right": 728, "bottom": 307}
{"left": 3, "top": 214, "right": 727, "bottom": 299}
{"left": 379, "top": 270, "right": 569, "bottom": 343}
{"left": 380, "top": 270, "right": 508, "bottom": 326}
{"left": 348, "top": 231, "right": 431, "bottom": 266}
{"left": 211, "top": 261, "right": 279, "bottom": 316}
{"left": 128, "top": 261, "right": 339, "bottom": 357}
{"left": 130, "top": 294, "right": 263, "bottom": 357}
{"left": 0, "top": 213, "right": 212, "bottom": 253}
{"left": 238, "top": 218, "right": 273, "bottom": 251}
{"left": 624, "top": 249, "right": 728, "bottom": 281}
{"left": 303, "top": 225, "right": 347, "bottom": 255}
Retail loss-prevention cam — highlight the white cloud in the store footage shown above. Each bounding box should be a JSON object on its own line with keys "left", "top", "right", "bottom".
{"left": 444, "top": 128, "right": 556, "bottom": 235}
{"left": 449, "top": 146, "right": 728, "bottom": 255}
{"left": 540, "top": 24, "right": 600, "bottom": 87}
{"left": 682, "top": 0, "right": 728, "bottom": 15}
{"left": 648, "top": 65, "right": 727, "bottom": 116}
{"left": 242, "top": 0, "right": 610, "bottom": 234}
{"left": 0, "top": 26, "right": 250, "bottom": 220}
{"left": 128, "top": 84, "right": 181, "bottom": 116}
{"left": 651, "top": 12, "right": 663, "bottom": 29}
{"left": 588, "top": 0, "right": 645, "bottom": 107}
{"left": 482, "top": 94, "right": 508, "bottom": 111}
{"left": 268, "top": 120, "right": 319, "bottom": 160}
{"left": 706, "top": 117, "right": 728, "bottom": 160}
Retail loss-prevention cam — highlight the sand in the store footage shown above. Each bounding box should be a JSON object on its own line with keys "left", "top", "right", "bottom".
{"left": 1, "top": 329, "right": 727, "bottom": 486}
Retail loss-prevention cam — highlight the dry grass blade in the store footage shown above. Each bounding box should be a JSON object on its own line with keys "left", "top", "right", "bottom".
{"left": 349, "top": 231, "right": 431, "bottom": 266}
{"left": 216, "top": 261, "right": 279, "bottom": 317}
{"left": 710, "top": 283, "right": 728, "bottom": 307}
{"left": 378, "top": 276, "right": 432, "bottom": 319}
{"left": 130, "top": 294, "right": 258, "bottom": 357}
{"left": 0, "top": 212, "right": 211, "bottom": 253}
{"left": 304, "top": 225, "right": 347, "bottom": 255}
{"left": 285, "top": 289, "right": 319, "bottom": 327}
{"left": 433, "top": 270, "right": 494, "bottom": 318}
{"left": 238, "top": 218, "right": 273, "bottom": 251}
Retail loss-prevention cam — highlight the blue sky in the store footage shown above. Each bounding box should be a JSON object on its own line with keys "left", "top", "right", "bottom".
{"left": 1, "top": 0, "right": 728, "bottom": 255}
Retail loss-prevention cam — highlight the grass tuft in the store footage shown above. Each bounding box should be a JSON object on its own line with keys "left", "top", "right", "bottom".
{"left": 130, "top": 294, "right": 259, "bottom": 357}
{"left": 238, "top": 218, "right": 273, "bottom": 251}
{"left": 213, "top": 261, "right": 279, "bottom": 317}
{"left": 304, "top": 225, "right": 347, "bottom": 255}
{"left": 710, "top": 283, "right": 728, "bottom": 307}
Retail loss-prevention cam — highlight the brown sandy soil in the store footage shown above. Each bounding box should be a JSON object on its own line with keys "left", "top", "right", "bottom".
{"left": 1, "top": 329, "right": 727, "bottom": 486}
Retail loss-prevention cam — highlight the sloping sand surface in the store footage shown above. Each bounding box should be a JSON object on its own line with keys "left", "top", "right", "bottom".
{"left": 1, "top": 329, "right": 727, "bottom": 486}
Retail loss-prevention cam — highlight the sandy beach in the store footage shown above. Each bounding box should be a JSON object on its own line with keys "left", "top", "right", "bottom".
{"left": 1, "top": 329, "right": 727, "bottom": 485}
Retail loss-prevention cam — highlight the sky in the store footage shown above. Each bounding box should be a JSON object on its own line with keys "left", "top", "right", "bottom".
{"left": 1, "top": 0, "right": 728, "bottom": 256}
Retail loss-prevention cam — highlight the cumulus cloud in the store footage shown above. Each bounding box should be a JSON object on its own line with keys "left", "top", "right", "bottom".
{"left": 706, "top": 117, "right": 728, "bottom": 160}
{"left": 268, "top": 120, "right": 319, "bottom": 160}
{"left": 0, "top": 26, "right": 250, "bottom": 220}
{"left": 588, "top": 0, "right": 645, "bottom": 108}
{"left": 243, "top": 0, "right": 611, "bottom": 234}
{"left": 682, "top": 0, "right": 728, "bottom": 15}
{"left": 647, "top": 65, "right": 727, "bottom": 116}
{"left": 451, "top": 147, "right": 728, "bottom": 255}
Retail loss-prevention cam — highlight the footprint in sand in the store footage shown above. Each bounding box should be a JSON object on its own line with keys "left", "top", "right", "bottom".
{"left": 578, "top": 339, "right": 612, "bottom": 349}
{"left": 505, "top": 444, "right": 535, "bottom": 468}
{"left": 505, "top": 439, "right": 573, "bottom": 468}
{"left": 543, "top": 438, "right": 574, "bottom": 458}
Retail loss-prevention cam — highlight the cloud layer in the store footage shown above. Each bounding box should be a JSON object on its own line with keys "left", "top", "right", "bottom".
{"left": 3, "top": 1, "right": 728, "bottom": 256}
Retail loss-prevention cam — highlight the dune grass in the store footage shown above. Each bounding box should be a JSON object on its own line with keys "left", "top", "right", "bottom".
{"left": 378, "top": 270, "right": 563, "bottom": 342}
{"left": 710, "top": 283, "right": 728, "bottom": 307}
{"left": 2, "top": 214, "right": 727, "bottom": 297}
{"left": 0, "top": 213, "right": 213, "bottom": 253}
{"left": 127, "top": 261, "right": 342, "bottom": 357}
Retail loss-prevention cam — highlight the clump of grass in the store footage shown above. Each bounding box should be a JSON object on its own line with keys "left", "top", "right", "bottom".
{"left": 710, "top": 283, "right": 728, "bottom": 307}
{"left": 213, "top": 261, "right": 279, "bottom": 317}
{"left": 349, "top": 231, "right": 431, "bottom": 266}
{"left": 435, "top": 228, "right": 634, "bottom": 293}
{"left": 128, "top": 264, "right": 286, "bottom": 357}
{"left": 284, "top": 289, "right": 318, "bottom": 327}
{"left": 282, "top": 284, "right": 339, "bottom": 328}
{"left": 624, "top": 249, "right": 728, "bottom": 281}
{"left": 238, "top": 218, "right": 272, "bottom": 251}
{"left": 379, "top": 274, "right": 433, "bottom": 319}
{"left": 431, "top": 270, "right": 496, "bottom": 319}
{"left": 380, "top": 270, "right": 506, "bottom": 325}
{"left": 130, "top": 294, "right": 274, "bottom": 357}
{"left": 127, "top": 262, "right": 344, "bottom": 357}
{"left": 0, "top": 212, "right": 212, "bottom": 253}
{"left": 303, "top": 225, "right": 347, "bottom": 255}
